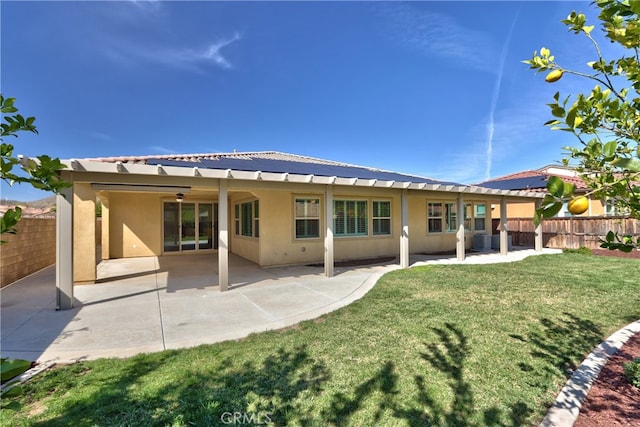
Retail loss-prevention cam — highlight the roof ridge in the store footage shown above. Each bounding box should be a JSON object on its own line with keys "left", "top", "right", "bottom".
{"left": 481, "top": 169, "right": 544, "bottom": 183}
{"left": 83, "top": 151, "right": 282, "bottom": 163}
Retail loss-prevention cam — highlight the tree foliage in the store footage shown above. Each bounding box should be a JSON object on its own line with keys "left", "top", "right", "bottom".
{"left": 524, "top": 0, "right": 640, "bottom": 252}
{"left": 0, "top": 95, "right": 70, "bottom": 243}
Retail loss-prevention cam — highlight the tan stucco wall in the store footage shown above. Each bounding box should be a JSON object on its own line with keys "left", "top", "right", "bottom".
{"left": 501, "top": 197, "right": 605, "bottom": 219}
{"left": 245, "top": 187, "right": 496, "bottom": 267}
{"left": 107, "top": 192, "right": 162, "bottom": 258}
{"left": 70, "top": 177, "right": 508, "bottom": 270}
{"left": 408, "top": 193, "right": 492, "bottom": 253}
{"left": 73, "top": 183, "right": 96, "bottom": 283}
{"left": 248, "top": 187, "right": 402, "bottom": 267}
{"left": 100, "top": 195, "right": 110, "bottom": 260}
{"left": 228, "top": 192, "right": 260, "bottom": 263}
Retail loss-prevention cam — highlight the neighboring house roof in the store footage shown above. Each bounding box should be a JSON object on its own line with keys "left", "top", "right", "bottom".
{"left": 478, "top": 168, "right": 589, "bottom": 192}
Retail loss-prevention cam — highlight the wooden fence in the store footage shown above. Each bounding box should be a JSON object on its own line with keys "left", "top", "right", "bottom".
{"left": 492, "top": 216, "right": 640, "bottom": 250}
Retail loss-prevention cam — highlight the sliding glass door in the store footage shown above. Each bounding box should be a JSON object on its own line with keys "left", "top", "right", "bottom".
{"left": 163, "top": 202, "right": 217, "bottom": 253}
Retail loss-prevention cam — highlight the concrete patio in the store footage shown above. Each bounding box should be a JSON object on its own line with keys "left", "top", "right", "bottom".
{"left": 1, "top": 248, "right": 560, "bottom": 364}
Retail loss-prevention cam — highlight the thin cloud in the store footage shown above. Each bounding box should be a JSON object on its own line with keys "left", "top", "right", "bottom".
{"left": 83, "top": 2, "right": 241, "bottom": 73}
{"left": 103, "top": 32, "right": 241, "bottom": 73}
{"left": 376, "top": 3, "right": 498, "bottom": 73}
{"left": 166, "top": 33, "right": 241, "bottom": 70}
{"left": 485, "top": 7, "right": 520, "bottom": 181}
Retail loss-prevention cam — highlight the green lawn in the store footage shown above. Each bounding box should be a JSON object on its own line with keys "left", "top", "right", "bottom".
{"left": 4, "top": 253, "right": 639, "bottom": 426}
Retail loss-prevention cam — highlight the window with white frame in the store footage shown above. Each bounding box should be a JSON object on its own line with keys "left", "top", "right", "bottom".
{"left": 234, "top": 204, "right": 240, "bottom": 235}
{"left": 445, "top": 203, "right": 457, "bottom": 232}
{"left": 604, "top": 198, "right": 629, "bottom": 216}
{"left": 295, "top": 198, "right": 320, "bottom": 239}
{"left": 474, "top": 204, "right": 486, "bottom": 231}
{"left": 464, "top": 204, "right": 472, "bottom": 231}
{"left": 372, "top": 201, "right": 391, "bottom": 235}
{"left": 427, "top": 202, "right": 443, "bottom": 233}
{"left": 253, "top": 200, "right": 260, "bottom": 238}
{"left": 236, "top": 200, "right": 259, "bottom": 238}
{"left": 428, "top": 201, "right": 487, "bottom": 233}
{"left": 334, "top": 200, "right": 367, "bottom": 236}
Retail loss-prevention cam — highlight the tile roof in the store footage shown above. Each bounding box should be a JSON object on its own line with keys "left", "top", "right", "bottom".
{"left": 479, "top": 169, "right": 589, "bottom": 192}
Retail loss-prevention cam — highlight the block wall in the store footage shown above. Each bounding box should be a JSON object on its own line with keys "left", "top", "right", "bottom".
{"left": 1, "top": 218, "right": 56, "bottom": 287}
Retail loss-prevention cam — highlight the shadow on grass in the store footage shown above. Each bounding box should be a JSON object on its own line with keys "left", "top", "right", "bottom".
{"left": 27, "top": 319, "right": 596, "bottom": 426}
{"left": 325, "top": 323, "right": 532, "bottom": 426}
{"left": 510, "top": 313, "right": 605, "bottom": 421}
{"left": 34, "top": 345, "right": 329, "bottom": 426}
{"left": 510, "top": 312, "right": 603, "bottom": 384}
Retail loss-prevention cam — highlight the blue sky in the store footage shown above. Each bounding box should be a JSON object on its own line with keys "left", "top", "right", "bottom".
{"left": 2, "top": 0, "right": 608, "bottom": 201}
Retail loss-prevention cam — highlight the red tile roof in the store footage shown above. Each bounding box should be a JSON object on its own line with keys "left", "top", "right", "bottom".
{"left": 82, "top": 151, "right": 354, "bottom": 167}
{"left": 479, "top": 168, "right": 589, "bottom": 191}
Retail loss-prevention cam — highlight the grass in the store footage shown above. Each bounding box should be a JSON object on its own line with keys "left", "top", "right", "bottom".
{"left": 3, "top": 253, "right": 639, "bottom": 426}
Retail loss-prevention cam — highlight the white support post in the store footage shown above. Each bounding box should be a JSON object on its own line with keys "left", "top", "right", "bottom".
{"left": 535, "top": 199, "right": 543, "bottom": 252}
{"left": 218, "top": 180, "right": 229, "bottom": 291}
{"left": 324, "top": 185, "right": 334, "bottom": 277}
{"left": 500, "top": 197, "right": 508, "bottom": 255}
{"left": 56, "top": 187, "right": 74, "bottom": 310}
{"left": 456, "top": 195, "right": 465, "bottom": 261}
{"left": 400, "top": 190, "right": 409, "bottom": 268}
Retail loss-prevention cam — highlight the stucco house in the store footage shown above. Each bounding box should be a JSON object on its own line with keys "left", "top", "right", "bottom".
{"left": 479, "top": 165, "right": 621, "bottom": 219}
{"left": 53, "top": 151, "right": 544, "bottom": 309}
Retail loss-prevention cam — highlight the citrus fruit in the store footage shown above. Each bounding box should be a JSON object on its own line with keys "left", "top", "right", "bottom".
{"left": 545, "top": 69, "right": 563, "bottom": 83}
{"left": 568, "top": 196, "right": 589, "bottom": 215}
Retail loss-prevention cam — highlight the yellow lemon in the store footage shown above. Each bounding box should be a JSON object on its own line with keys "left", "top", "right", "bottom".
{"left": 545, "top": 69, "right": 563, "bottom": 83}
{"left": 568, "top": 196, "right": 589, "bottom": 215}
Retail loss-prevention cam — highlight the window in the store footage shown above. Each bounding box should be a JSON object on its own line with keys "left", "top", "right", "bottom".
{"left": 604, "top": 198, "right": 629, "bottom": 216}
{"left": 241, "top": 202, "right": 253, "bottom": 236}
{"left": 474, "top": 204, "right": 486, "bottom": 231}
{"left": 428, "top": 202, "right": 457, "bottom": 232}
{"left": 236, "top": 200, "right": 259, "bottom": 238}
{"left": 234, "top": 204, "right": 240, "bottom": 235}
{"left": 427, "top": 202, "right": 443, "bottom": 233}
{"left": 373, "top": 201, "right": 391, "bottom": 235}
{"left": 445, "top": 203, "right": 457, "bottom": 232}
{"left": 253, "top": 200, "right": 260, "bottom": 238}
{"left": 464, "top": 204, "right": 472, "bottom": 231}
{"left": 295, "top": 198, "right": 320, "bottom": 239}
{"left": 334, "top": 200, "right": 367, "bottom": 236}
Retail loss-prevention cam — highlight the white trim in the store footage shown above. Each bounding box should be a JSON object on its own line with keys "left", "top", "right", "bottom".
{"left": 400, "top": 190, "right": 409, "bottom": 268}
{"left": 63, "top": 158, "right": 545, "bottom": 199}
{"left": 324, "top": 186, "right": 334, "bottom": 277}
{"left": 92, "top": 183, "right": 191, "bottom": 193}
{"left": 218, "top": 180, "right": 229, "bottom": 291}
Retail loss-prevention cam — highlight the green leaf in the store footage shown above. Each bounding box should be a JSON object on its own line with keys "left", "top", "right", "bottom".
{"left": 562, "top": 182, "right": 576, "bottom": 197}
{"left": 533, "top": 209, "right": 542, "bottom": 226}
{"left": 611, "top": 157, "right": 640, "bottom": 172}
{"left": 542, "top": 202, "right": 564, "bottom": 219}
{"left": 1, "top": 357, "right": 31, "bottom": 382}
{"left": 1, "top": 206, "right": 22, "bottom": 238}
{"left": 603, "top": 141, "right": 618, "bottom": 158}
{"left": 546, "top": 176, "right": 565, "bottom": 198}
{"left": 551, "top": 106, "right": 566, "bottom": 118}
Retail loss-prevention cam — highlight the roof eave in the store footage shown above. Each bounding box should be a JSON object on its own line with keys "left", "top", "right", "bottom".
{"left": 63, "top": 159, "right": 544, "bottom": 198}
